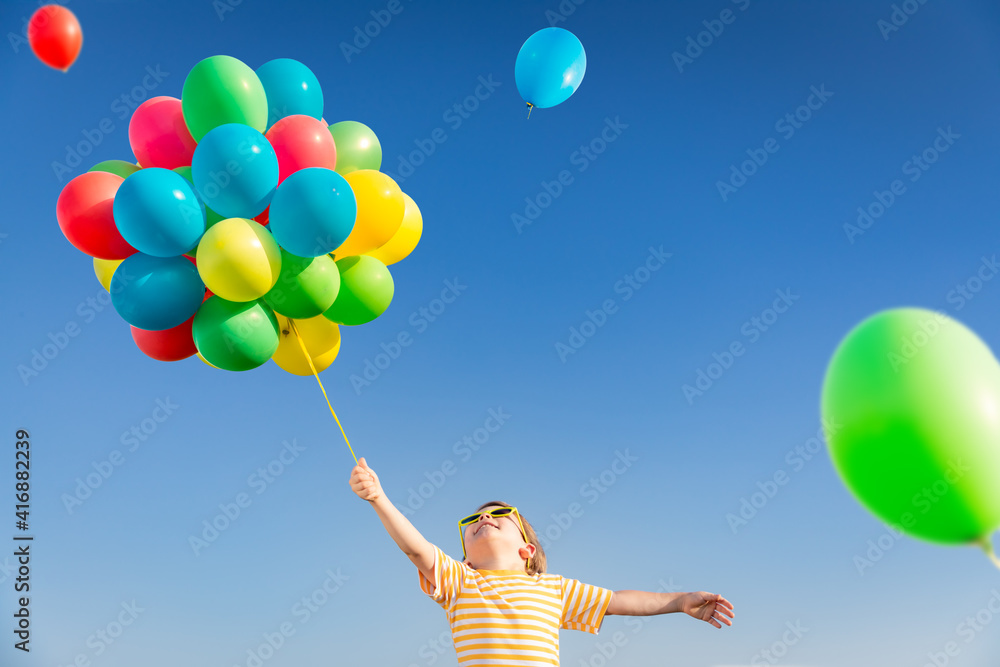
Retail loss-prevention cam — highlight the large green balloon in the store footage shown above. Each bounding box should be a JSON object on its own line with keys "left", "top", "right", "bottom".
{"left": 89, "top": 160, "right": 141, "bottom": 178}
{"left": 192, "top": 296, "right": 279, "bottom": 371}
{"left": 322, "top": 256, "right": 393, "bottom": 326}
{"left": 327, "top": 121, "right": 382, "bottom": 175}
{"left": 821, "top": 308, "right": 1000, "bottom": 545}
{"left": 182, "top": 55, "right": 268, "bottom": 141}
{"left": 264, "top": 249, "right": 341, "bottom": 319}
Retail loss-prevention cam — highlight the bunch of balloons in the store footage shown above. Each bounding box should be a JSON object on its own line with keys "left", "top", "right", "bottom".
{"left": 515, "top": 27, "right": 587, "bottom": 114}
{"left": 56, "top": 55, "right": 423, "bottom": 376}
{"left": 821, "top": 308, "right": 1000, "bottom": 565}
{"left": 28, "top": 4, "right": 83, "bottom": 72}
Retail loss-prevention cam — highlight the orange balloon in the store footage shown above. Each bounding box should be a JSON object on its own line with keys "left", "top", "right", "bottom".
{"left": 28, "top": 5, "right": 83, "bottom": 72}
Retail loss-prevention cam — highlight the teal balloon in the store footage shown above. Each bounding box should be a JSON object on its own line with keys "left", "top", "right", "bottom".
{"left": 268, "top": 167, "right": 356, "bottom": 258}
{"left": 110, "top": 254, "right": 205, "bottom": 331}
{"left": 173, "top": 166, "right": 225, "bottom": 229}
{"left": 256, "top": 58, "right": 324, "bottom": 129}
{"left": 191, "top": 123, "right": 278, "bottom": 219}
{"left": 515, "top": 28, "right": 586, "bottom": 109}
{"left": 113, "top": 168, "right": 206, "bottom": 257}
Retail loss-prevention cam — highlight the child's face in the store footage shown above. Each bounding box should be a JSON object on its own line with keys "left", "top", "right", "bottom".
{"left": 463, "top": 506, "right": 528, "bottom": 563}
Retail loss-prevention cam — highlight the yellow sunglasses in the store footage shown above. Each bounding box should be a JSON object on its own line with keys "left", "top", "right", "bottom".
{"left": 458, "top": 507, "right": 528, "bottom": 559}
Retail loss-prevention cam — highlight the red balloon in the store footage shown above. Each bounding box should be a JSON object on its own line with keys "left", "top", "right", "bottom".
{"left": 254, "top": 207, "right": 269, "bottom": 226}
{"left": 131, "top": 315, "right": 197, "bottom": 362}
{"left": 28, "top": 5, "right": 83, "bottom": 72}
{"left": 56, "top": 172, "right": 136, "bottom": 259}
{"left": 265, "top": 115, "right": 337, "bottom": 183}
{"left": 129, "top": 97, "right": 198, "bottom": 170}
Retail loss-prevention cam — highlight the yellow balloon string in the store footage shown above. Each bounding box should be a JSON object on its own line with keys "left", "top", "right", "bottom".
{"left": 286, "top": 318, "right": 358, "bottom": 465}
{"left": 526, "top": 102, "right": 533, "bottom": 120}
{"left": 980, "top": 535, "right": 1000, "bottom": 571}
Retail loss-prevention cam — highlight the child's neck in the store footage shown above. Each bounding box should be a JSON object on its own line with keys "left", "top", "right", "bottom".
{"left": 470, "top": 554, "right": 527, "bottom": 572}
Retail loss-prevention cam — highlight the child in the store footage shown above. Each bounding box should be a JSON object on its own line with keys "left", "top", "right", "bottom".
{"left": 350, "top": 457, "right": 734, "bottom": 666}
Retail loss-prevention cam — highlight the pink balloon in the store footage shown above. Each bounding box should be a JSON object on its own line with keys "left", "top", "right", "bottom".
{"left": 128, "top": 96, "right": 198, "bottom": 170}
{"left": 265, "top": 115, "right": 337, "bottom": 183}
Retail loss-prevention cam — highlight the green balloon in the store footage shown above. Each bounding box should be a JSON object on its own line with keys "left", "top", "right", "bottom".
{"left": 264, "top": 249, "right": 341, "bottom": 319}
{"left": 181, "top": 55, "right": 268, "bottom": 141}
{"left": 322, "top": 256, "right": 393, "bottom": 326}
{"left": 89, "top": 160, "right": 141, "bottom": 178}
{"left": 328, "top": 121, "right": 382, "bottom": 175}
{"left": 821, "top": 308, "right": 1000, "bottom": 545}
{"left": 192, "top": 296, "right": 279, "bottom": 371}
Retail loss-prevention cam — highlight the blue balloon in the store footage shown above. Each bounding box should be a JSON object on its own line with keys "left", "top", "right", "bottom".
{"left": 111, "top": 254, "right": 205, "bottom": 331}
{"left": 268, "top": 167, "right": 356, "bottom": 258}
{"left": 192, "top": 123, "right": 279, "bottom": 219}
{"left": 256, "top": 58, "right": 324, "bottom": 129}
{"left": 515, "top": 28, "right": 587, "bottom": 109}
{"left": 113, "top": 168, "right": 206, "bottom": 257}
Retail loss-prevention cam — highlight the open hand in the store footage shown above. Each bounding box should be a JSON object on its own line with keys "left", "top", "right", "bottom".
{"left": 349, "top": 457, "right": 383, "bottom": 502}
{"left": 679, "top": 591, "right": 734, "bottom": 629}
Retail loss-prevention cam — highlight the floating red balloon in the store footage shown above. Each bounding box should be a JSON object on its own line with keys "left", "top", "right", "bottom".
{"left": 129, "top": 97, "right": 198, "bottom": 170}
{"left": 265, "top": 115, "right": 337, "bottom": 183}
{"left": 28, "top": 5, "right": 83, "bottom": 72}
{"left": 56, "top": 172, "right": 136, "bottom": 260}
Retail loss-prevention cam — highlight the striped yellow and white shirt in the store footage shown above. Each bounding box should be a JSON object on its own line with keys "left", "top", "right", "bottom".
{"left": 419, "top": 546, "right": 613, "bottom": 666}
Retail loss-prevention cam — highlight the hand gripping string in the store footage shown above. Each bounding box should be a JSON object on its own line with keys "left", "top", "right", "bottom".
{"left": 286, "top": 317, "right": 358, "bottom": 465}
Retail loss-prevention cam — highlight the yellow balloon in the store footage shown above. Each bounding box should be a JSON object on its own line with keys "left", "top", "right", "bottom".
{"left": 334, "top": 170, "right": 404, "bottom": 257}
{"left": 197, "top": 218, "right": 282, "bottom": 302}
{"left": 93, "top": 257, "right": 124, "bottom": 292}
{"left": 271, "top": 315, "right": 342, "bottom": 376}
{"left": 368, "top": 193, "right": 422, "bottom": 266}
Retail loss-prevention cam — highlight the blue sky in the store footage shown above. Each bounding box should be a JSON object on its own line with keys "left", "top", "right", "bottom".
{"left": 2, "top": 0, "right": 1000, "bottom": 666}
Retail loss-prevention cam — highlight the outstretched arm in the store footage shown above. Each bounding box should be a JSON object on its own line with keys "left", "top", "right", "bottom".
{"left": 606, "top": 590, "right": 734, "bottom": 629}
{"left": 349, "top": 457, "right": 436, "bottom": 582}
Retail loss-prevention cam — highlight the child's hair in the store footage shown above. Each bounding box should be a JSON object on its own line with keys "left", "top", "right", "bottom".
{"left": 472, "top": 501, "right": 547, "bottom": 575}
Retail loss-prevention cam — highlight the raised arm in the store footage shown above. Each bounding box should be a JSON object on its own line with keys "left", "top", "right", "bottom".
{"left": 606, "top": 590, "right": 734, "bottom": 629}
{"left": 349, "top": 457, "right": 436, "bottom": 581}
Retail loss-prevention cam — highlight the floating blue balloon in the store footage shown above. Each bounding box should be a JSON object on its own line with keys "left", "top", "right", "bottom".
{"left": 192, "top": 123, "right": 279, "bottom": 219}
{"left": 110, "top": 254, "right": 205, "bottom": 331}
{"left": 268, "top": 167, "right": 356, "bottom": 258}
{"left": 515, "top": 28, "right": 587, "bottom": 110}
{"left": 113, "top": 168, "right": 206, "bottom": 257}
{"left": 256, "top": 58, "right": 324, "bottom": 129}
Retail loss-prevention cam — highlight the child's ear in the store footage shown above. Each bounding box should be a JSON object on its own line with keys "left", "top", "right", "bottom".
{"left": 519, "top": 543, "right": 536, "bottom": 560}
